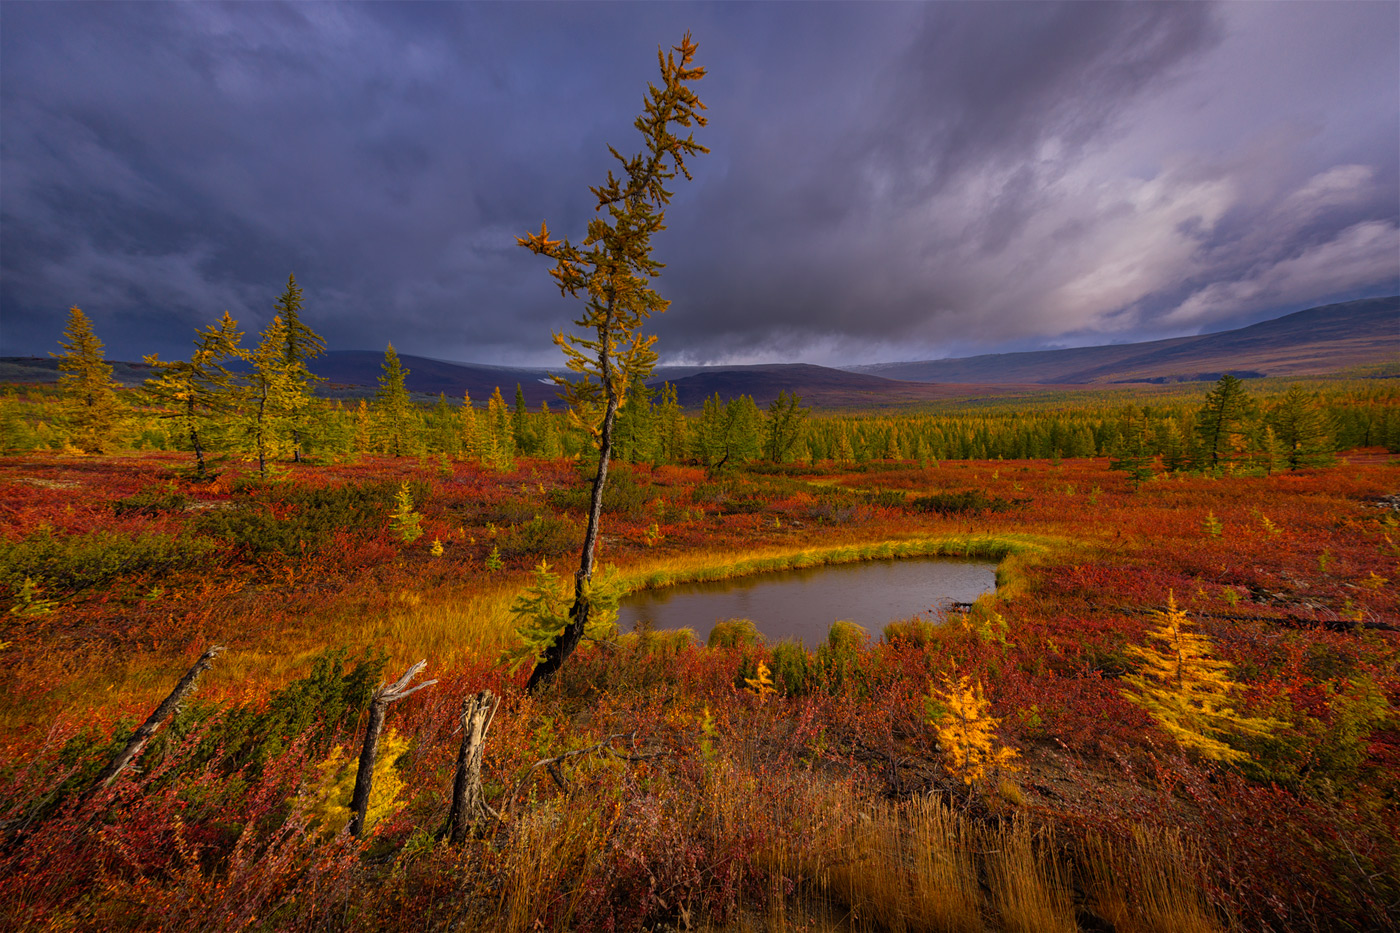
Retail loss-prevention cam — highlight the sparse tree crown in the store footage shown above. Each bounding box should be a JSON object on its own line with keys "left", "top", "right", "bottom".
{"left": 516, "top": 33, "right": 707, "bottom": 691}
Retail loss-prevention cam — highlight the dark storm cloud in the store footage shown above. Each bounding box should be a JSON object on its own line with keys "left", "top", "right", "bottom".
{"left": 3, "top": 2, "right": 1396, "bottom": 366}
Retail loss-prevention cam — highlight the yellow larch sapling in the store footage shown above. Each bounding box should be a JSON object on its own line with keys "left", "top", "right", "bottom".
{"left": 745, "top": 660, "right": 777, "bottom": 700}
{"left": 925, "top": 671, "right": 1019, "bottom": 785}
{"left": 1121, "top": 592, "right": 1283, "bottom": 763}
{"left": 304, "top": 730, "right": 409, "bottom": 836}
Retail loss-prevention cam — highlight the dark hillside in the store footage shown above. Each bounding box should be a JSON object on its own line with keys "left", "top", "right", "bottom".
{"left": 858, "top": 296, "right": 1399, "bottom": 384}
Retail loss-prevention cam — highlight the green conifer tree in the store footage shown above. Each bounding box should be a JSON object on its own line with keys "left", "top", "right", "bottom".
{"left": 835, "top": 422, "right": 855, "bottom": 465}
{"left": 54, "top": 307, "right": 121, "bottom": 453}
{"left": 143, "top": 312, "right": 243, "bottom": 477}
{"left": 458, "top": 391, "right": 483, "bottom": 462}
{"left": 882, "top": 423, "right": 904, "bottom": 461}
{"left": 486, "top": 386, "right": 514, "bottom": 470}
{"left": 764, "top": 391, "right": 809, "bottom": 463}
{"left": 1196, "top": 374, "right": 1255, "bottom": 472}
{"left": 1110, "top": 407, "right": 1156, "bottom": 488}
{"left": 536, "top": 400, "right": 564, "bottom": 459}
{"left": 512, "top": 384, "right": 532, "bottom": 456}
{"left": 613, "top": 379, "right": 657, "bottom": 463}
{"left": 375, "top": 344, "right": 414, "bottom": 457}
{"left": 657, "top": 382, "right": 687, "bottom": 464}
{"left": 273, "top": 274, "right": 326, "bottom": 462}
{"left": 1268, "top": 385, "right": 1335, "bottom": 470}
{"left": 426, "top": 392, "right": 460, "bottom": 458}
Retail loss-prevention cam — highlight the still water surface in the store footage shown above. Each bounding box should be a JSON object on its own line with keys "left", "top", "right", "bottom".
{"left": 618, "top": 557, "right": 997, "bottom": 648}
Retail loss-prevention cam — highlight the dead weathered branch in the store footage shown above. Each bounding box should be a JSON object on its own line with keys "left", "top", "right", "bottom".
{"left": 496, "top": 730, "right": 667, "bottom": 831}
{"left": 87, "top": 646, "right": 225, "bottom": 796}
{"left": 348, "top": 659, "right": 436, "bottom": 838}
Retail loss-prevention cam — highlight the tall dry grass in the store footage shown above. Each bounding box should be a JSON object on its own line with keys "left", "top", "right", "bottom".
{"left": 1079, "top": 827, "right": 1226, "bottom": 933}
{"left": 498, "top": 797, "right": 619, "bottom": 933}
{"left": 984, "top": 815, "right": 1076, "bottom": 933}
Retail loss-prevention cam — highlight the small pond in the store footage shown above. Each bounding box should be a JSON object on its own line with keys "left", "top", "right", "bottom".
{"left": 617, "top": 557, "right": 997, "bottom": 649}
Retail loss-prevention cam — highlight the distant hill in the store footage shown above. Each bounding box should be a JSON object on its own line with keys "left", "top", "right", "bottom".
{"left": 313, "top": 351, "right": 560, "bottom": 405}
{"left": 645, "top": 363, "right": 1024, "bottom": 408}
{"left": 5, "top": 296, "right": 1392, "bottom": 407}
{"left": 0, "top": 356, "right": 158, "bottom": 388}
{"left": 854, "top": 296, "right": 1399, "bottom": 385}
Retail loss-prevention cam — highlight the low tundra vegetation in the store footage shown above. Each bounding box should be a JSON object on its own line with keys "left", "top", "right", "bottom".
{"left": 0, "top": 447, "right": 1397, "bottom": 931}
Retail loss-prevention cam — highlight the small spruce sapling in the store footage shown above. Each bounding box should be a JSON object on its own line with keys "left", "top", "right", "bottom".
{"left": 508, "top": 560, "right": 620, "bottom": 670}
{"left": 744, "top": 661, "right": 777, "bottom": 700}
{"left": 390, "top": 482, "right": 423, "bottom": 543}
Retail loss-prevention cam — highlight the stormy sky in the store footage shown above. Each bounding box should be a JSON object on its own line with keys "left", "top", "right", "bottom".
{"left": 2, "top": 1, "right": 1397, "bottom": 366}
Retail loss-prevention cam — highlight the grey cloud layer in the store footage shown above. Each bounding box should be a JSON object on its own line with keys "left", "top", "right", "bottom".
{"left": 2, "top": 1, "right": 1395, "bottom": 364}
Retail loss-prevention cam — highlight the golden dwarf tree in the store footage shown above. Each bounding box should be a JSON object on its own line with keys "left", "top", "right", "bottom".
{"left": 143, "top": 312, "right": 243, "bottom": 478}
{"left": 240, "top": 315, "right": 310, "bottom": 477}
{"left": 925, "top": 670, "right": 1019, "bottom": 785}
{"left": 1122, "top": 593, "right": 1283, "bottom": 763}
{"left": 518, "top": 32, "right": 707, "bottom": 690}
{"left": 54, "top": 306, "right": 122, "bottom": 453}
{"left": 273, "top": 274, "right": 325, "bottom": 462}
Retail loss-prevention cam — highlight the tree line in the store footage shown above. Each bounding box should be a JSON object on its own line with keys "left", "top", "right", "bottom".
{"left": 3, "top": 297, "right": 1397, "bottom": 476}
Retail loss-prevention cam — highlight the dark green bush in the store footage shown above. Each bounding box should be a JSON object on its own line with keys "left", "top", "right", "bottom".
{"left": 883, "top": 618, "right": 939, "bottom": 648}
{"left": 457, "top": 497, "right": 541, "bottom": 526}
{"left": 28, "top": 649, "right": 385, "bottom": 818}
{"left": 113, "top": 481, "right": 190, "bottom": 516}
{"left": 708, "top": 618, "right": 761, "bottom": 649}
{"left": 816, "top": 621, "right": 869, "bottom": 696}
{"left": 691, "top": 477, "right": 792, "bottom": 515}
{"left": 497, "top": 513, "right": 582, "bottom": 560}
{"left": 197, "top": 479, "right": 422, "bottom": 557}
{"left": 190, "top": 648, "right": 388, "bottom": 774}
{"left": 549, "top": 469, "right": 650, "bottom": 517}
{"left": 769, "top": 639, "right": 811, "bottom": 696}
{"left": 910, "top": 489, "right": 1021, "bottom": 515}
{"left": 0, "top": 526, "right": 214, "bottom": 596}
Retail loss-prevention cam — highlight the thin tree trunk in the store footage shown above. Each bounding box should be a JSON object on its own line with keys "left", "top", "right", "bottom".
{"left": 87, "top": 646, "right": 225, "bottom": 794}
{"left": 527, "top": 392, "right": 619, "bottom": 692}
{"left": 347, "top": 660, "right": 435, "bottom": 838}
{"left": 444, "top": 690, "right": 499, "bottom": 844}
{"left": 256, "top": 391, "right": 268, "bottom": 477}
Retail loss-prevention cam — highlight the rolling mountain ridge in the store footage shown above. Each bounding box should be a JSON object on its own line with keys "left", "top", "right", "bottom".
{"left": 853, "top": 296, "right": 1398, "bottom": 385}
{"left": 3, "top": 296, "right": 1393, "bottom": 408}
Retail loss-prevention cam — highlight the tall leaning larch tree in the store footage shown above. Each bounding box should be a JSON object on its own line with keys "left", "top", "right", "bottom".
{"left": 518, "top": 32, "right": 707, "bottom": 691}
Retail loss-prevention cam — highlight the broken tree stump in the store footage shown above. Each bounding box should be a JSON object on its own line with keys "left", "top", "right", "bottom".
{"left": 347, "top": 659, "right": 435, "bottom": 838}
{"left": 445, "top": 689, "right": 500, "bottom": 844}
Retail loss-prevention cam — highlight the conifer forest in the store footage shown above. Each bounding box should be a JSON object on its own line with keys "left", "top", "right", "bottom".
{"left": 3, "top": 30, "right": 1400, "bottom": 933}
